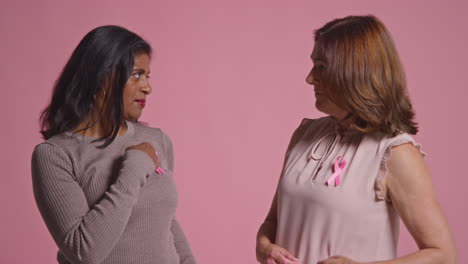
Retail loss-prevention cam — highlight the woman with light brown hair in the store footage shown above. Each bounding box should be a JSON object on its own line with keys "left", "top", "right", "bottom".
{"left": 256, "top": 15, "right": 456, "bottom": 264}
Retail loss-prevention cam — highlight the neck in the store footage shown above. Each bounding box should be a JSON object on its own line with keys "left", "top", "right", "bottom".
{"left": 332, "top": 112, "right": 356, "bottom": 132}
{"left": 73, "top": 110, "right": 127, "bottom": 138}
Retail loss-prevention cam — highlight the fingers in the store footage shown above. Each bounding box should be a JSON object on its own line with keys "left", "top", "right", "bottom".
{"left": 126, "top": 142, "right": 160, "bottom": 168}
{"left": 140, "top": 142, "right": 156, "bottom": 152}
{"left": 271, "top": 251, "right": 299, "bottom": 264}
{"left": 265, "top": 259, "right": 279, "bottom": 264}
{"left": 258, "top": 244, "right": 300, "bottom": 264}
{"left": 283, "top": 250, "right": 300, "bottom": 263}
{"left": 277, "top": 247, "right": 299, "bottom": 264}
{"left": 126, "top": 142, "right": 154, "bottom": 152}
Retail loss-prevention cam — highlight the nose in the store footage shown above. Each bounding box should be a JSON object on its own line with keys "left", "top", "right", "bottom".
{"left": 306, "top": 70, "right": 318, "bottom": 85}
{"left": 141, "top": 77, "right": 152, "bottom": 95}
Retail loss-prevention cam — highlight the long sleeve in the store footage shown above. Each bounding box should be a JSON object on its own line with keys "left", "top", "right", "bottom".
{"left": 171, "top": 219, "right": 197, "bottom": 264}
{"left": 160, "top": 131, "right": 197, "bottom": 263}
{"left": 31, "top": 143, "right": 155, "bottom": 264}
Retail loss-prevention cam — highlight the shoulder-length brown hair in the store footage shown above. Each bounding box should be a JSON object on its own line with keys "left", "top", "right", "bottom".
{"left": 313, "top": 15, "right": 418, "bottom": 136}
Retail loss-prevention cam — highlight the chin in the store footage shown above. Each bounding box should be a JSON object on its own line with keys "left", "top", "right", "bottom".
{"left": 315, "top": 105, "right": 332, "bottom": 117}
{"left": 125, "top": 112, "right": 142, "bottom": 121}
{"left": 315, "top": 101, "right": 326, "bottom": 113}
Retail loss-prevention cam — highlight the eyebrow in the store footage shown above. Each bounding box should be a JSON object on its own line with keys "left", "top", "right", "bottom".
{"left": 311, "top": 56, "right": 325, "bottom": 64}
{"left": 132, "top": 68, "right": 150, "bottom": 74}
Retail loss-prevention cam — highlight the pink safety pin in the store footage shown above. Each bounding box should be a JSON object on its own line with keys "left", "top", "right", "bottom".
{"left": 326, "top": 156, "right": 346, "bottom": 186}
{"left": 154, "top": 151, "right": 166, "bottom": 175}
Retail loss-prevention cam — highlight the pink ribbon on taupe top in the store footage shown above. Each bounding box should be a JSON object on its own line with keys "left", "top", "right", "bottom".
{"left": 135, "top": 121, "right": 166, "bottom": 175}
{"left": 326, "top": 156, "right": 346, "bottom": 186}
{"left": 154, "top": 150, "right": 166, "bottom": 175}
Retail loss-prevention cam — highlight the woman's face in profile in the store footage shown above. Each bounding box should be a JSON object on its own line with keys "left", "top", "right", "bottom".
{"left": 123, "top": 53, "right": 152, "bottom": 121}
{"left": 306, "top": 48, "right": 348, "bottom": 120}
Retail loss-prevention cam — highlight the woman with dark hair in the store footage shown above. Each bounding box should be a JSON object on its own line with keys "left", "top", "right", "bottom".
{"left": 32, "top": 25, "right": 196, "bottom": 264}
{"left": 256, "top": 16, "right": 456, "bottom": 264}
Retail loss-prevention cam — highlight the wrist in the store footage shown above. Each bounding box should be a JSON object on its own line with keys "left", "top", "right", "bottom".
{"left": 257, "top": 238, "right": 273, "bottom": 255}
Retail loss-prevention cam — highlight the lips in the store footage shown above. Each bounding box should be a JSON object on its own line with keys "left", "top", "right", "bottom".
{"left": 135, "top": 99, "right": 146, "bottom": 107}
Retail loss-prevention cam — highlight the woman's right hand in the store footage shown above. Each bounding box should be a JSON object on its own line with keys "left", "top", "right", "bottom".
{"left": 257, "top": 242, "right": 300, "bottom": 264}
{"left": 126, "top": 142, "right": 159, "bottom": 168}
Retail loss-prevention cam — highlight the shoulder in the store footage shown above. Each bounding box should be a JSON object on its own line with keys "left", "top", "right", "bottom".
{"left": 383, "top": 136, "right": 431, "bottom": 202}
{"left": 382, "top": 132, "right": 426, "bottom": 162}
{"left": 32, "top": 137, "right": 69, "bottom": 159}
{"left": 286, "top": 116, "right": 330, "bottom": 152}
{"left": 132, "top": 121, "right": 162, "bottom": 136}
{"left": 31, "top": 141, "right": 73, "bottom": 172}
{"left": 374, "top": 132, "right": 426, "bottom": 201}
{"left": 294, "top": 115, "right": 332, "bottom": 133}
{"left": 298, "top": 115, "right": 333, "bottom": 127}
{"left": 384, "top": 133, "right": 426, "bottom": 188}
{"left": 386, "top": 139, "right": 426, "bottom": 173}
{"left": 32, "top": 142, "right": 58, "bottom": 158}
{"left": 32, "top": 130, "right": 85, "bottom": 160}
{"left": 292, "top": 116, "right": 336, "bottom": 141}
{"left": 131, "top": 121, "right": 165, "bottom": 141}
{"left": 131, "top": 121, "right": 173, "bottom": 147}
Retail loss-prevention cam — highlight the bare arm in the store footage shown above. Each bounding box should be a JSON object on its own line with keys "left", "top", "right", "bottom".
{"left": 256, "top": 119, "right": 312, "bottom": 264}
{"left": 320, "top": 143, "right": 457, "bottom": 264}
{"left": 374, "top": 143, "right": 457, "bottom": 264}
{"left": 256, "top": 191, "right": 279, "bottom": 255}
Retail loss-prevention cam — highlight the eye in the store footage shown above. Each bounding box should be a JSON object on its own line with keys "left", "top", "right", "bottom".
{"left": 131, "top": 72, "right": 142, "bottom": 79}
{"left": 313, "top": 63, "right": 325, "bottom": 72}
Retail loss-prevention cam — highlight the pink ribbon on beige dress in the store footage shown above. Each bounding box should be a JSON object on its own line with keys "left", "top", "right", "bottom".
{"left": 326, "top": 156, "right": 346, "bottom": 186}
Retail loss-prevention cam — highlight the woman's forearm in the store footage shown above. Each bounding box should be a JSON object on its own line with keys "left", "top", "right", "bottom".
{"left": 256, "top": 220, "right": 277, "bottom": 256}
{"left": 368, "top": 247, "right": 456, "bottom": 264}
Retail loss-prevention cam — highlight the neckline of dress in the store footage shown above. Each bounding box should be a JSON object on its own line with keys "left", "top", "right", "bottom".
{"left": 329, "top": 116, "right": 362, "bottom": 138}
{"left": 65, "top": 120, "right": 135, "bottom": 144}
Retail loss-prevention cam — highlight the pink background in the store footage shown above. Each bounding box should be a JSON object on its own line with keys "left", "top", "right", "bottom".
{"left": 1, "top": 0, "right": 467, "bottom": 263}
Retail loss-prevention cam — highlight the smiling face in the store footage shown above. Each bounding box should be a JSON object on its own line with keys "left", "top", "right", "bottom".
{"left": 306, "top": 46, "right": 349, "bottom": 120}
{"left": 122, "top": 52, "right": 152, "bottom": 121}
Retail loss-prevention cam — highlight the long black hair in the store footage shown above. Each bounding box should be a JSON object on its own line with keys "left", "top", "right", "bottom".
{"left": 40, "top": 25, "right": 152, "bottom": 146}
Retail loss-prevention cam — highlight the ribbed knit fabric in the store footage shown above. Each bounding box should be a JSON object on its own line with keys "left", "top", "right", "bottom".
{"left": 31, "top": 120, "right": 197, "bottom": 264}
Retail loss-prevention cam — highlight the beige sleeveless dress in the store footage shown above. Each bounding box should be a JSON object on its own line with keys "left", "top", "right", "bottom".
{"left": 263, "top": 116, "right": 425, "bottom": 263}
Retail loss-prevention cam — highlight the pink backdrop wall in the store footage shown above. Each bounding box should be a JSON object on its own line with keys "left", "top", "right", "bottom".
{"left": 1, "top": 0, "right": 467, "bottom": 263}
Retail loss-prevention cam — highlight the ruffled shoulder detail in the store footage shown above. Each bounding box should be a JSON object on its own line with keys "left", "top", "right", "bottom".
{"left": 375, "top": 133, "right": 426, "bottom": 202}
{"left": 381, "top": 133, "right": 426, "bottom": 163}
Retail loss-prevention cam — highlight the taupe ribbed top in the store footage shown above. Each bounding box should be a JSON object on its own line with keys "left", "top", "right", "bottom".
{"left": 31, "top": 121, "right": 196, "bottom": 264}
{"left": 261, "top": 116, "right": 424, "bottom": 264}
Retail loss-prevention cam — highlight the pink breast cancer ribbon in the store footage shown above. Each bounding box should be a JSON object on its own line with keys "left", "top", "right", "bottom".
{"left": 326, "top": 156, "right": 346, "bottom": 186}
{"left": 154, "top": 151, "right": 166, "bottom": 175}
{"left": 155, "top": 167, "right": 166, "bottom": 175}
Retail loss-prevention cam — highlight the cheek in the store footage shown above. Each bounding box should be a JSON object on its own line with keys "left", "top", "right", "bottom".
{"left": 123, "top": 85, "right": 137, "bottom": 103}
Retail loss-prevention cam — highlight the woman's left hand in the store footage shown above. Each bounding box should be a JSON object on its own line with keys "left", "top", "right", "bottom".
{"left": 317, "top": 256, "right": 360, "bottom": 264}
